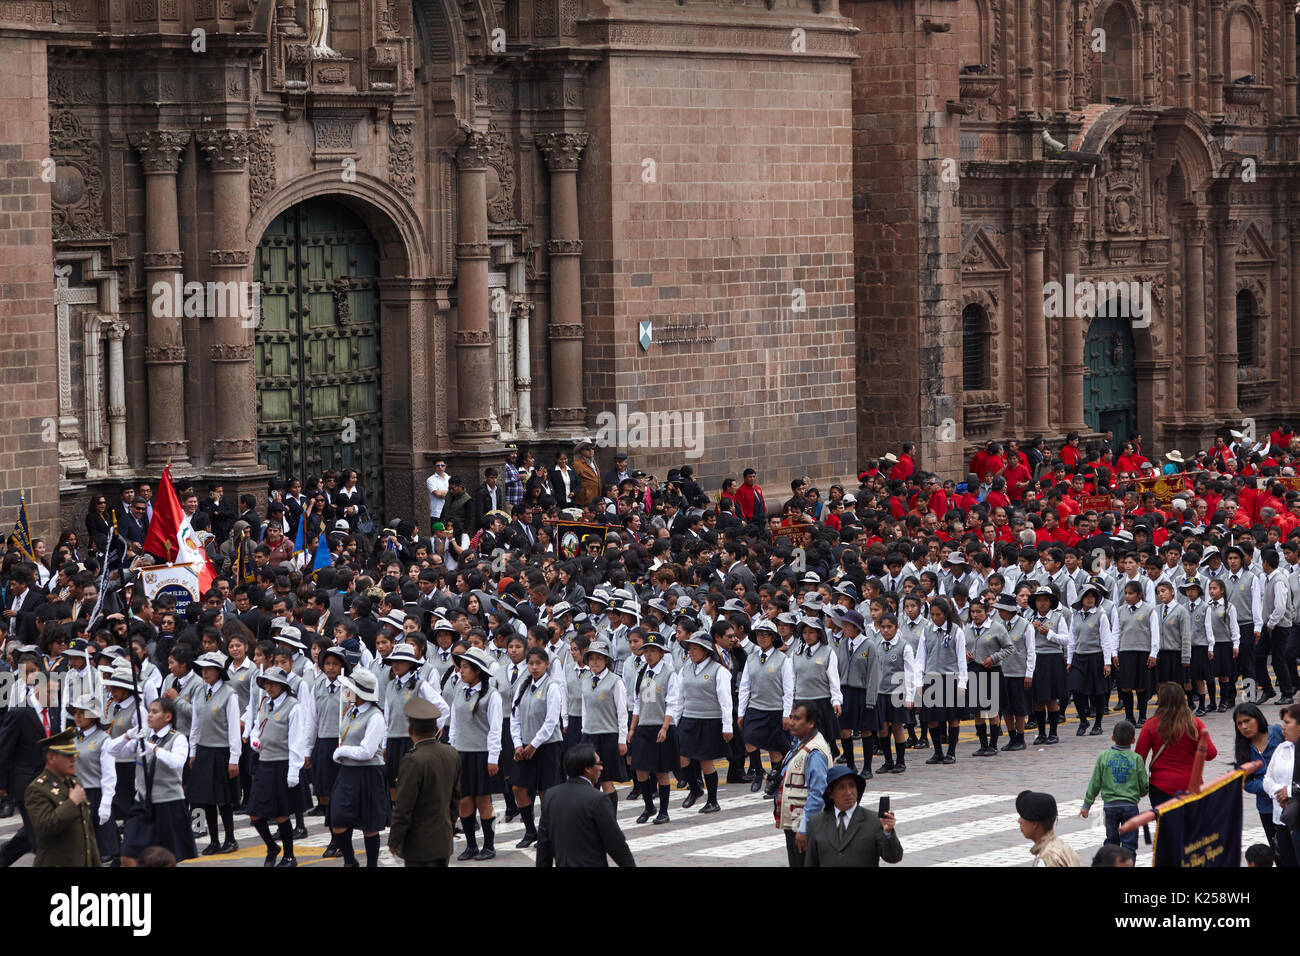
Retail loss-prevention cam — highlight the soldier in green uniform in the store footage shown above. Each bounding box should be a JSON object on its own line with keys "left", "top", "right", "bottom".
{"left": 25, "top": 727, "right": 101, "bottom": 867}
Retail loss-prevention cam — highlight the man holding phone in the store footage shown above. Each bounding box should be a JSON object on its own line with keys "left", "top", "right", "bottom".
{"left": 804, "top": 765, "right": 902, "bottom": 867}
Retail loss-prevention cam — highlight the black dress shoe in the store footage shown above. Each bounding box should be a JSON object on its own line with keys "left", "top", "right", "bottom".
{"left": 456, "top": 846, "right": 478, "bottom": 861}
{"left": 1031, "top": 734, "right": 1048, "bottom": 745}
{"left": 219, "top": 838, "right": 239, "bottom": 854}
{"left": 515, "top": 833, "right": 537, "bottom": 849}
{"left": 925, "top": 753, "right": 944, "bottom": 764}
{"left": 307, "top": 805, "right": 327, "bottom": 817}
{"left": 942, "top": 755, "right": 956, "bottom": 764}
{"left": 1045, "top": 735, "right": 1059, "bottom": 744}
{"left": 1000, "top": 740, "right": 1017, "bottom": 751}
{"left": 763, "top": 773, "right": 780, "bottom": 799}
{"left": 750, "top": 775, "right": 764, "bottom": 793}
{"left": 263, "top": 848, "right": 280, "bottom": 867}
{"left": 1089, "top": 723, "right": 1105, "bottom": 735}
{"left": 1259, "top": 690, "right": 1276, "bottom": 704}
{"left": 626, "top": 787, "right": 641, "bottom": 802}
{"left": 201, "top": 842, "right": 222, "bottom": 856}
{"left": 1194, "top": 707, "right": 1206, "bottom": 717}
{"left": 681, "top": 788, "right": 703, "bottom": 810}
{"left": 276, "top": 856, "right": 298, "bottom": 867}
{"left": 890, "top": 761, "right": 906, "bottom": 773}
{"left": 1216, "top": 702, "right": 1229, "bottom": 713}
{"left": 1007, "top": 741, "right": 1027, "bottom": 751}
{"left": 292, "top": 825, "right": 308, "bottom": 840}
{"left": 1278, "top": 696, "right": 1295, "bottom": 705}
{"left": 876, "top": 763, "right": 895, "bottom": 775}
{"left": 504, "top": 809, "right": 519, "bottom": 824}
{"left": 861, "top": 769, "right": 873, "bottom": 780}
{"left": 475, "top": 848, "right": 496, "bottom": 861}
{"left": 1076, "top": 721, "right": 1090, "bottom": 736}
{"left": 0, "top": 799, "right": 14, "bottom": 819}
{"left": 636, "top": 809, "right": 653, "bottom": 824}
{"left": 322, "top": 845, "right": 341, "bottom": 859}
{"left": 343, "top": 860, "right": 360, "bottom": 867}
{"left": 972, "top": 748, "right": 989, "bottom": 758}
{"left": 698, "top": 801, "right": 720, "bottom": 813}
{"left": 652, "top": 811, "right": 671, "bottom": 824}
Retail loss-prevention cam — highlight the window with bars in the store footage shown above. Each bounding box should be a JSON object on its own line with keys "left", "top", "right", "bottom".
{"left": 962, "top": 304, "right": 987, "bottom": 390}
{"left": 1236, "top": 290, "right": 1256, "bottom": 367}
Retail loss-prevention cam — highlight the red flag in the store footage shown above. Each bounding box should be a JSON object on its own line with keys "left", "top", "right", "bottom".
{"left": 142, "top": 465, "right": 183, "bottom": 563}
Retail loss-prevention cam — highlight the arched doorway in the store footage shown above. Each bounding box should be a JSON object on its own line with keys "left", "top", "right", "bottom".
{"left": 1084, "top": 312, "right": 1138, "bottom": 442}
{"left": 255, "top": 198, "right": 384, "bottom": 516}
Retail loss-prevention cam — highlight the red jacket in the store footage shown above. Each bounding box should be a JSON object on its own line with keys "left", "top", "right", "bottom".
{"left": 1060, "top": 445, "right": 1081, "bottom": 469}
{"left": 735, "top": 483, "right": 766, "bottom": 522}
{"left": 888, "top": 454, "right": 914, "bottom": 482}
{"left": 1135, "top": 718, "right": 1217, "bottom": 796}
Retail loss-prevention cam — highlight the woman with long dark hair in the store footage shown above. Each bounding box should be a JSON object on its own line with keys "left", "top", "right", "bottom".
{"left": 1135, "top": 682, "right": 1218, "bottom": 807}
{"left": 1263, "top": 702, "right": 1300, "bottom": 867}
{"left": 85, "top": 495, "right": 111, "bottom": 555}
{"left": 1234, "top": 702, "right": 1288, "bottom": 864}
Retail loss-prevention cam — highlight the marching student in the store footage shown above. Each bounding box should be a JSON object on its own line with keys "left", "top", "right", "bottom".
{"left": 1182, "top": 579, "right": 1213, "bottom": 714}
{"left": 1205, "top": 577, "right": 1241, "bottom": 711}
{"left": 509, "top": 646, "right": 565, "bottom": 848}
{"left": 994, "top": 593, "right": 1035, "bottom": 751}
{"left": 247, "top": 666, "right": 308, "bottom": 867}
{"left": 313, "top": 644, "right": 350, "bottom": 857}
{"left": 1027, "top": 585, "right": 1069, "bottom": 744}
{"left": 738, "top": 619, "right": 793, "bottom": 795}
{"left": 160, "top": 643, "right": 204, "bottom": 740}
{"left": 106, "top": 697, "right": 197, "bottom": 865}
{"left": 836, "top": 609, "right": 882, "bottom": 776}
{"left": 189, "top": 651, "right": 242, "bottom": 856}
{"left": 1067, "top": 582, "right": 1113, "bottom": 737}
{"left": 66, "top": 693, "right": 119, "bottom": 865}
{"left": 381, "top": 641, "right": 449, "bottom": 802}
{"left": 331, "top": 667, "right": 390, "bottom": 867}
{"left": 790, "top": 617, "right": 843, "bottom": 762}
{"left": 448, "top": 645, "right": 502, "bottom": 862}
{"left": 496, "top": 633, "right": 527, "bottom": 821}
{"left": 966, "top": 596, "right": 1013, "bottom": 754}
{"left": 270, "top": 643, "right": 316, "bottom": 837}
{"left": 873, "top": 614, "right": 915, "bottom": 774}
{"left": 562, "top": 633, "right": 591, "bottom": 752}
{"left": 580, "top": 639, "right": 629, "bottom": 811}
{"left": 896, "top": 593, "right": 928, "bottom": 749}
{"left": 102, "top": 661, "right": 145, "bottom": 830}
{"left": 1154, "top": 580, "right": 1192, "bottom": 693}
{"left": 226, "top": 634, "right": 256, "bottom": 808}
{"left": 916, "top": 596, "right": 967, "bottom": 765}
{"left": 1223, "top": 544, "right": 1262, "bottom": 682}
{"left": 628, "top": 629, "right": 682, "bottom": 822}
{"left": 668, "top": 630, "right": 734, "bottom": 814}
{"left": 1111, "top": 580, "right": 1159, "bottom": 726}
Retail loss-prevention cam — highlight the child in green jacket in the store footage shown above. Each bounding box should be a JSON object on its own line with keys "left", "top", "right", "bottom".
{"left": 1079, "top": 719, "right": 1148, "bottom": 853}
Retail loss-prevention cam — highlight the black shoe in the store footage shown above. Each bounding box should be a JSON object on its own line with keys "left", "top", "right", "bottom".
{"left": 626, "top": 788, "right": 641, "bottom": 802}
{"left": 292, "top": 825, "right": 307, "bottom": 840}
{"left": 1076, "top": 721, "right": 1090, "bottom": 736}
{"left": 925, "top": 753, "right": 944, "bottom": 764}
{"left": 1025, "top": 719, "right": 1038, "bottom": 730}
{"left": 972, "top": 748, "right": 989, "bottom": 758}
{"left": 504, "top": 809, "right": 519, "bottom": 824}
{"left": 201, "top": 842, "right": 222, "bottom": 856}
{"left": 750, "top": 775, "right": 764, "bottom": 793}
{"left": 1031, "top": 734, "right": 1047, "bottom": 745}
{"left": 1006, "top": 741, "right": 1027, "bottom": 751}
{"left": 1194, "top": 707, "right": 1207, "bottom": 717}
{"left": 307, "top": 805, "right": 327, "bottom": 817}
{"left": 475, "top": 848, "right": 496, "bottom": 861}
{"left": 0, "top": 799, "right": 13, "bottom": 819}
{"left": 219, "top": 838, "right": 239, "bottom": 854}
{"left": 263, "top": 847, "right": 280, "bottom": 867}
{"left": 877, "top": 763, "right": 895, "bottom": 775}
{"left": 941, "top": 755, "right": 955, "bottom": 764}
{"left": 725, "top": 774, "right": 747, "bottom": 785}
{"left": 741, "top": 769, "right": 757, "bottom": 783}
{"left": 636, "top": 809, "right": 653, "bottom": 824}
{"left": 1046, "top": 735, "right": 1059, "bottom": 744}
{"left": 833, "top": 754, "right": 848, "bottom": 766}
{"left": 456, "top": 846, "right": 478, "bottom": 861}
{"left": 682, "top": 788, "right": 703, "bottom": 810}
{"left": 675, "top": 778, "right": 689, "bottom": 789}
{"left": 861, "top": 768, "right": 873, "bottom": 780}
{"left": 1278, "top": 696, "right": 1295, "bottom": 705}
{"left": 698, "top": 801, "right": 720, "bottom": 814}
{"left": 1089, "top": 723, "right": 1105, "bottom": 736}
{"left": 515, "top": 833, "right": 537, "bottom": 849}
{"left": 763, "top": 772, "right": 780, "bottom": 799}
{"left": 890, "top": 761, "right": 906, "bottom": 773}
{"left": 322, "top": 845, "right": 341, "bottom": 859}
{"left": 905, "top": 735, "right": 919, "bottom": 749}
{"left": 276, "top": 856, "right": 298, "bottom": 867}
{"left": 1216, "top": 702, "right": 1230, "bottom": 713}
{"left": 343, "top": 860, "right": 360, "bottom": 867}
{"left": 653, "top": 811, "right": 671, "bottom": 824}
{"left": 1000, "top": 739, "right": 1016, "bottom": 751}
{"left": 1259, "top": 690, "right": 1276, "bottom": 704}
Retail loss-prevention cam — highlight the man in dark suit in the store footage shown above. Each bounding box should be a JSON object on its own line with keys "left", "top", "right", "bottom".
{"left": 471, "top": 468, "right": 504, "bottom": 530}
{"left": 504, "top": 503, "right": 538, "bottom": 553}
{"left": 805, "top": 766, "right": 902, "bottom": 868}
{"left": 120, "top": 498, "right": 150, "bottom": 549}
{"left": 388, "top": 697, "right": 460, "bottom": 866}
{"left": 0, "top": 674, "right": 65, "bottom": 866}
{"left": 3, "top": 570, "right": 42, "bottom": 641}
{"left": 721, "top": 542, "right": 756, "bottom": 593}
{"left": 200, "top": 482, "right": 237, "bottom": 544}
{"left": 535, "top": 743, "right": 635, "bottom": 868}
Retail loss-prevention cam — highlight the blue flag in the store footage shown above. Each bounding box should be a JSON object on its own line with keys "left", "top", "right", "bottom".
{"left": 310, "top": 530, "right": 333, "bottom": 576}
{"left": 293, "top": 511, "right": 305, "bottom": 557}
{"left": 11, "top": 493, "right": 34, "bottom": 562}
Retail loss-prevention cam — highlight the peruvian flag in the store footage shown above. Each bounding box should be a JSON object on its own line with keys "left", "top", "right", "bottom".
{"left": 142, "top": 465, "right": 184, "bottom": 563}
{"left": 176, "top": 514, "right": 217, "bottom": 594}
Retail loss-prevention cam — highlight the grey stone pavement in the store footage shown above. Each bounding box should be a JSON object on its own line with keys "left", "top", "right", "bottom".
{"left": 0, "top": 703, "right": 1266, "bottom": 867}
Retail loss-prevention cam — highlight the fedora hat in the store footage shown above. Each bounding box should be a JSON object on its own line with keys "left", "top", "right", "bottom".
{"left": 753, "top": 619, "right": 779, "bottom": 637}
{"left": 276, "top": 626, "right": 305, "bottom": 650}
{"left": 340, "top": 667, "right": 380, "bottom": 702}
{"left": 822, "top": 765, "right": 866, "bottom": 805}
{"left": 680, "top": 631, "right": 716, "bottom": 653}
{"left": 256, "top": 666, "right": 296, "bottom": 693}
{"left": 383, "top": 642, "right": 422, "bottom": 666}
{"left": 1178, "top": 578, "right": 1204, "bottom": 595}
{"left": 380, "top": 610, "right": 407, "bottom": 631}
{"left": 453, "top": 645, "right": 496, "bottom": 676}
{"left": 838, "top": 609, "right": 866, "bottom": 632}
{"left": 1166, "top": 450, "right": 1185, "bottom": 464}
{"left": 882, "top": 453, "right": 899, "bottom": 465}
{"left": 550, "top": 600, "right": 574, "bottom": 619}
{"left": 584, "top": 639, "right": 617, "bottom": 667}
{"left": 63, "top": 639, "right": 93, "bottom": 661}
{"left": 194, "top": 652, "right": 229, "bottom": 675}
{"left": 65, "top": 693, "right": 104, "bottom": 721}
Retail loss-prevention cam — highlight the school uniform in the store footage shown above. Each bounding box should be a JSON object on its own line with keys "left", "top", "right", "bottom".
{"left": 562, "top": 662, "right": 589, "bottom": 750}
{"left": 188, "top": 679, "right": 242, "bottom": 807}
{"left": 282, "top": 671, "right": 317, "bottom": 813}
{"left": 967, "top": 619, "right": 1014, "bottom": 715}
{"left": 510, "top": 673, "right": 565, "bottom": 791}
{"left": 74, "top": 724, "right": 120, "bottom": 863}
{"left": 839, "top": 636, "right": 883, "bottom": 733}
{"left": 580, "top": 669, "right": 629, "bottom": 782}
{"left": 1206, "top": 598, "right": 1241, "bottom": 681}
{"left": 312, "top": 674, "right": 345, "bottom": 807}
{"left": 1066, "top": 608, "right": 1112, "bottom": 699}
{"left": 669, "top": 658, "right": 733, "bottom": 761}
{"left": 917, "top": 622, "right": 967, "bottom": 722}
{"left": 1225, "top": 568, "right": 1263, "bottom": 666}
{"left": 105, "top": 697, "right": 143, "bottom": 820}
{"left": 496, "top": 660, "right": 525, "bottom": 784}
{"left": 249, "top": 692, "right": 308, "bottom": 819}
{"left": 448, "top": 679, "right": 503, "bottom": 796}
{"left": 791, "top": 642, "right": 842, "bottom": 752}
{"left": 227, "top": 657, "right": 257, "bottom": 803}
{"left": 1155, "top": 601, "right": 1192, "bottom": 685}
{"left": 1186, "top": 597, "right": 1213, "bottom": 684}
{"left": 631, "top": 657, "right": 681, "bottom": 772}
{"left": 383, "top": 671, "right": 423, "bottom": 791}
{"left": 160, "top": 670, "right": 204, "bottom": 739}
{"left": 1027, "top": 610, "right": 1069, "bottom": 704}
{"left": 739, "top": 647, "right": 794, "bottom": 752}
{"left": 874, "top": 635, "right": 916, "bottom": 724}
{"left": 1112, "top": 600, "right": 1160, "bottom": 692}
{"left": 426, "top": 646, "right": 457, "bottom": 684}
{"left": 331, "top": 701, "right": 391, "bottom": 832}
{"left": 996, "top": 615, "right": 1036, "bottom": 717}
{"left": 107, "top": 723, "right": 197, "bottom": 862}
{"left": 896, "top": 613, "right": 927, "bottom": 730}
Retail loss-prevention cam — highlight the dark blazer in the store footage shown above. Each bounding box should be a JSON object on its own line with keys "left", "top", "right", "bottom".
{"left": 4, "top": 588, "right": 42, "bottom": 640}
{"left": 0, "top": 705, "right": 55, "bottom": 797}
{"left": 535, "top": 776, "right": 636, "bottom": 868}
{"left": 388, "top": 737, "right": 460, "bottom": 864}
{"left": 471, "top": 484, "right": 505, "bottom": 530}
{"left": 551, "top": 467, "right": 579, "bottom": 507}
{"left": 200, "top": 496, "right": 237, "bottom": 543}
{"left": 804, "top": 805, "right": 903, "bottom": 868}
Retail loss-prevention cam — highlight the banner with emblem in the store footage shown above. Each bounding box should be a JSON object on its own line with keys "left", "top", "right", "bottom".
{"left": 1078, "top": 494, "right": 1112, "bottom": 512}
{"left": 772, "top": 524, "right": 813, "bottom": 545}
{"left": 1150, "top": 768, "right": 1244, "bottom": 867}
{"left": 1275, "top": 476, "right": 1300, "bottom": 493}
{"left": 138, "top": 562, "right": 203, "bottom": 614}
{"left": 550, "top": 521, "right": 608, "bottom": 559}
{"left": 1134, "top": 475, "right": 1190, "bottom": 505}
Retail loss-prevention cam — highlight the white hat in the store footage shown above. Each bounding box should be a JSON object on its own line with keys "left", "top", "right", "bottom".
{"left": 103, "top": 661, "right": 138, "bottom": 691}
{"left": 194, "top": 652, "right": 229, "bottom": 674}
{"left": 380, "top": 610, "right": 407, "bottom": 631}
{"left": 1166, "top": 450, "right": 1184, "bottom": 463}
{"left": 65, "top": 693, "right": 104, "bottom": 720}
{"left": 256, "top": 666, "right": 296, "bottom": 692}
{"left": 383, "top": 642, "right": 422, "bottom": 666}
{"left": 1230, "top": 429, "right": 1246, "bottom": 440}
{"left": 334, "top": 519, "right": 351, "bottom": 530}
{"left": 883, "top": 453, "right": 900, "bottom": 464}
{"left": 340, "top": 667, "right": 380, "bottom": 702}
{"left": 276, "top": 626, "right": 305, "bottom": 650}
{"left": 453, "top": 645, "right": 496, "bottom": 675}
{"left": 550, "top": 601, "right": 573, "bottom": 619}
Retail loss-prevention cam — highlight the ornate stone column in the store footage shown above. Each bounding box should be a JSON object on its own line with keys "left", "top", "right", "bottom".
{"left": 1017, "top": 0, "right": 1035, "bottom": 114}
{"left": 454, "top": 130, "right": 497, "bottom": 442}
{"left": 536, "top": 130, "right": 589, "bottom": 434}
{"left": 1177, "top": 0, "right": 1193, "bottom": 106}
{"left": 513, "top": 298, "right": 534, "bottom": 437}
{"left": 1023, "top": 223, "right": 1050, "bottom": 434}
{"left": 1072, "top": 15, "right": 1087, "bottom": 109}
{"left": 1183, "top": 217, "right": 1209, "bottom": 417}
{"left": 1060, "top": 220, "right": 1087, "bottom": 431}
{"left": 105, "top": 319, "right": 129, "bottom": 470}
{"left": 197, "top": 129, "right": 259, "bottom": 470}
{"left": 1053, "top": 0, "right": 1070, "bottom": 112}
{"left": 1216, "top": 218, "right": 1241, "bottom": 415}
{"left": 1209, "top": 0, "right": 1225, "bottom": 119}
{"left": 1291, "top": 218, "right": 1300, "bottom": 409}
{"left": 1141, "top": 3, "right": 1157, "bottom": 104}
{"left": 1286, "top": 7, "right": 1298, "bottom": 121}
{"left": 129, "top": 129, "right": 191, "bottom": 467}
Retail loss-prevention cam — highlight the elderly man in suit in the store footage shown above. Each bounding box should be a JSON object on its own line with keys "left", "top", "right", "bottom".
{"left": 805, "top": 765, "right": 902, "bottom": 868}
{"left": 388, "top": 697, "right": 460, "bottom": 867}
{"left": 535, "top": 743, "right": 635, "bottom": 867}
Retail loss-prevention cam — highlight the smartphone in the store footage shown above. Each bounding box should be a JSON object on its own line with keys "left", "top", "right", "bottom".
{"left": 878, "top": 795, "right": 890, "bottom": 817}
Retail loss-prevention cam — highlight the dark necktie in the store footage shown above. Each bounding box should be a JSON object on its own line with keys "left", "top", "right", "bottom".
{"left": 329, "top": 684, "right": 336, "bottom": 694}
{"left": 1162, "top": 605, "right": 1168, "bottom": 622}
{"left": 149, "top": 733, "right": 159, "bottom": 743}
{"left": 268, "top": 700, "right": 275, "bottom": 713}
{"left": 838, "top": 814, "right": 847, "bottom": 840}
{"left": 205, "top": 687, "right": 212, "bottom": 701}
{"left": 591, "top": 675, "right": 599, "bottom": 690}
{"left": 465, "top": 687, "right": 474, "bottom": 700}
{"left": 760, "top": 652, "right": 768, "bottom": 664}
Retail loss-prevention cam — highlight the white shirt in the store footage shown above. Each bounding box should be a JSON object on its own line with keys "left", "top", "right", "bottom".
{"left": 188, "top": 680, "right": 244, "bottom": 764}
{"left": 426, "top": 471, "right": 449, "bottom": 518}
{"left": 1263, "top": 740, "right": 1296, "bottom": 824}
{"left": 333, "top": 702, "right": 386, "bottom": 763}
{"left": 448, "top": 680, "right": 503, "bottom": 763}
{"left": 79, "top": 727, "right": 117, "bottom": 824}
{"left": 510, "top": 677, "right": 565, "bottom": 750}
{"left": 737, "top": 651, "right": 796, "bottom": 718}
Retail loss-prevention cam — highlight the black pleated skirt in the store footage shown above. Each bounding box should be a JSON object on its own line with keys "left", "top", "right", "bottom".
{"left": 1067, "top": 652, "right": 1110, "bottom": 696}
{"left": 111, "top": 761, "right": 136, "bottom": 819}
{"left": 630, "top": 723, "right": 680, "bottom": 773}
{"left": 457, "top": 750, "right": 497, "bottom": 797}
{"left": 311, "top": 737, "right": 340, "bottom": 800}
{"left": 999, "top": 675, "right": 1030, "bottom": 716}
{"left": 1031, "top": 654, "right": 1068, "bottom": 703}
{"left": 876, "top": 692, "right": 905, "bottom": 726}
{"left": 385, "top": 736, "right": 412, "bottom": 791}
{"left": 967, "top": 665, "right": 1002, "bottom": 713}
{"left": 1188, "top": 645, "right": 1212, "bottom": 683}
{"left": 510, "top": 741, "right": 563, "bottom": 792}
{"left": 122, "top": 799, "right": 197, "bottom": 862}
{"left": 742, "top": 708, "right": 789, "bottom": 752}
{"left": 189, "top": 745, "right": 237, "bottom": 806}
{"left": 840, "top": 686, "right": 876, "bottom": 733}
{"left": 919, "top": 673, "right": 967, "bottom": 722}
{"left": 1117, "top": 650, "right": 1154, "bottom": 692}
{"left": 249, "top": 758, "right": 293, "bottom": 819}
{"left": 1213, "top": 641, "right": 1238, "bottom": 680}
{"left": 330, "top": 764, "right": 391, "bottom": 832}
{"left": 676, "top": 716, "right": 729, "bottom": 760}
{"left": 581, "top": 731, "right": 629, "bottom": 782}
{"left": 497, "top": 718, "right": 515, "bottom": 781}
{"left": 1156, "top": 649, "right": 1188, "bottom": 685}
{"left": 562, "top": 714, "right": 584, "bottom": 751}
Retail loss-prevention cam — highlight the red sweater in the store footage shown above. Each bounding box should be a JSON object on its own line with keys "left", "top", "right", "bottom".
{"left": 1135, "top": 718, "right": 1217, "bottom": 796}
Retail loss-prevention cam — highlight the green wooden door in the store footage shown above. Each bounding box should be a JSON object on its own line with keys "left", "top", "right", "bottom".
{"left": 1083, "top": 313, "right": 1137, "bottom": 443}
{"left": 255, "top": 198, "right": 383, "bottom": 518}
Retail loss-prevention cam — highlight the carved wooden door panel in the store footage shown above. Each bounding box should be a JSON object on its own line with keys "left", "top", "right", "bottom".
{"left": 1083, "top": 313, "right": 1137, "bottom": 443}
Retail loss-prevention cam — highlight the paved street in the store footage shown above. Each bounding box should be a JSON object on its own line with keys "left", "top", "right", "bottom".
{"left": 0, "top": 702, "right": 1265, "bottom": 867}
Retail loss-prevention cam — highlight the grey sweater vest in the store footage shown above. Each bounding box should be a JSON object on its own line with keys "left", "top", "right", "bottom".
{"left": 1157, "top": 602, "right": 1191, "bottom": 660}
{"left": 193, "top": 682, "right": 235, "bottom": 748}
{"left": 998, "top": 617, "right": 1031, "bottom": 678}
{"left": 315, "top": 677, "right": 343, "bottom": 738}
{"left": 338, "top": 704, "right": 384, "bottom": 766}
{"left": 1207, "top": 601, "right": 1234, "bottom": 643}
{"left": 680, "top": 660, "right": 725, "bottom": 720}
{"left": 923, "top": 625, "right": 962, "bottom": 674}
{"left": 1187, "top": 600, "right": 1210, "bottom": 648}
{"left": 582, "top": 670, "right": 621, "bottom": 735}
{"left": 75, "top": 727, "right": 109, "bottom": 790}
{"left": 745, "top": 649, "right": 786, "bottom": 712}
{"left": 452, "top": 682, "right": 492, "bottom": 751}
{"left": 636, "top": 665, "right": 672, "bottom": 726}
{"left": 386, "top": 673, "right": 421, "bottom": 738}
{"left": 1072, "top": 610, "right": 1105, "bottom": 656}
{"left": 516, "top": 675, "right": 563, "bottom": 746}
{"left": 1226, "top": 570, "right": 1258, "bottom": 623}
{"left": 1117, "top": 602, "right": 1155, "bottom": 653}
{"left": 136, "top": 730, "right": 185, "bottom": 802}
{"left": 257, "top": 695, "right": 297, "bottom": 761}
{"left": 792, "top": 643, "right": 833, "bottom": 700}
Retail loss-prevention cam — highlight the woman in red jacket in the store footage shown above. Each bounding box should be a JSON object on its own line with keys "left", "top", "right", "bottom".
{"left": 1136, "top": 682, "right": 1218, "bottom": 808}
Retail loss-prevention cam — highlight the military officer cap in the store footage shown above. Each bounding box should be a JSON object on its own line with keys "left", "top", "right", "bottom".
{"left": 404, "top": 696, "right": 441, "bottom": 722}
{"left": 41, "top": 727, "right": 79, "bottom": 756}
{"left": 1015, "top": 789, "right": 1058, "bottom": 824}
